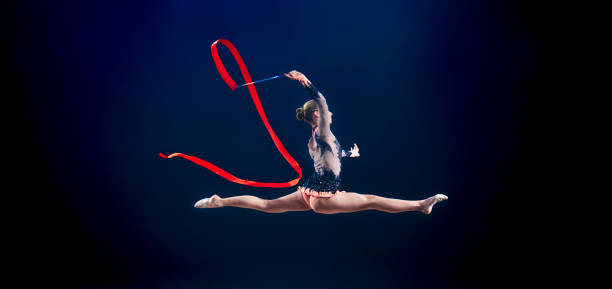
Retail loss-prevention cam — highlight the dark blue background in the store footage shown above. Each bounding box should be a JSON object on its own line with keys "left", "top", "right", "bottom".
{"left": 10, "top": 1, "right": 554, "bottom": 288}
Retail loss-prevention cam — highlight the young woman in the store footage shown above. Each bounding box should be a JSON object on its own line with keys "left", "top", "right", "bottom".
{"left": 194, "top": 70, "right": 447, "bottom": 214}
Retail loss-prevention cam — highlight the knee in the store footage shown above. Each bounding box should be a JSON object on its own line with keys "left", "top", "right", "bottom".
{"left": 363, "top": 194, "right": 377, "bottom": 210}
{"left": 261, "top": 199, "right": 273, "bottom": 212}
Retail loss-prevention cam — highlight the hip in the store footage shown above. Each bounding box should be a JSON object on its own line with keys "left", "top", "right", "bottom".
{"left": 298, "top": 185, "right": 346, "bottom": 209}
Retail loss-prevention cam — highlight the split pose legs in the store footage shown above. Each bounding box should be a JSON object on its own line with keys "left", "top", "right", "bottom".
{"left": 192, "top": 69, "right": 448, "bottom": 215}
{"left": 195, "top": 191, "right": 447, "bottom": 214}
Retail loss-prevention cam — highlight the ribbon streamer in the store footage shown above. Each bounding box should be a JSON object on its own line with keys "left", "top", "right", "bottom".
{"left": 159, "top": 38, "right": 302, "bottom": 188}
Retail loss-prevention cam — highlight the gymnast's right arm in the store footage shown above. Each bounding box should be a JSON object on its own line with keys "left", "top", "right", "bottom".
{"left": 285, "top": 70, "right": 332, "bottom": 141}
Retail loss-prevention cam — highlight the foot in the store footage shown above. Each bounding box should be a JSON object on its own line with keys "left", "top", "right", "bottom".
{"left": 194, "top": 194, "right": 223, "bottom": 208}
{"left": 420, "top": 194, "right": 448, "bottom": 215}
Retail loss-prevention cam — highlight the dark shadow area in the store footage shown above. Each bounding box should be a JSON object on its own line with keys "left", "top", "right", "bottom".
{"left": 9, "top": 1, "right": 568, "bottom": 288}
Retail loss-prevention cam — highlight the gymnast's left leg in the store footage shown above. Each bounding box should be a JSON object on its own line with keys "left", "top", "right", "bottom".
{"left": 194, "top": 190, "right": 311, "bottom": 213}
{"left": 310, "top": 192, "right": 447, "bottom": 214}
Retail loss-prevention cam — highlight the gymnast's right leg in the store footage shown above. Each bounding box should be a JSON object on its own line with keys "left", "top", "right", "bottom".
{"left": 311, "top": 192, "right": 448, "bottom": 214}
{"left": 194, "top": 190, "right": 311, "bottom": 213}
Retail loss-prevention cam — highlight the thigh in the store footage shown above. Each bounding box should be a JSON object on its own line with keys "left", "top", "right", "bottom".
{"left": 311, "top": 191, "right": 369, "bottom": 214}
{"left": 267, "top": 190, "right": 311, "bottom": 211}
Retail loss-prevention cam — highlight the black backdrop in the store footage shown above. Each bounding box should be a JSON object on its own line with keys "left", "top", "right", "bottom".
{"left": 9, "top": 1, "right": 570, "bottom": 288}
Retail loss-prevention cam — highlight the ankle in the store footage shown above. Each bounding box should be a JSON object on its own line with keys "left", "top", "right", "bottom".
{"left": 418, "top": 199, "right": 427, "bottom": 208}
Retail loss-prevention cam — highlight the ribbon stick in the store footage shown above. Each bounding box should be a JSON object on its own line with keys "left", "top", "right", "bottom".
{"left": 237, "top": 75, "right": 282, "bottom": 88}
{"left": 159, "top": 39, "right": 302, "bottom": 188}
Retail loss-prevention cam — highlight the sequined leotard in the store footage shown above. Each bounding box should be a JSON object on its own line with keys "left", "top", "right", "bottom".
{"left": 298, "top": 82, "right": 351, "bottom": 198}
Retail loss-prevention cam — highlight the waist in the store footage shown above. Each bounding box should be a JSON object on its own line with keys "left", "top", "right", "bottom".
{"left": 298, "top": 186, "right": 343, "bottom": 198}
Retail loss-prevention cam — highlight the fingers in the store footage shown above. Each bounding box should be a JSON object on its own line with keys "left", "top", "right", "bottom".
{"left": 285, "top": 70, "right": 309, "bottom": 82}
{"left": 285, "top": 71, "right": 301, "bottom": 80}
{"left": 300, "top": 78, "right": 311, "bottom": 87}
{"left": 349, "top": 143, "right": 360, "bottom": 157}
{"left": 287, "top": 70, "right": 302, "bottom": 77}
{"left": 285, "top": 71, "right": 311, "bottom": 87}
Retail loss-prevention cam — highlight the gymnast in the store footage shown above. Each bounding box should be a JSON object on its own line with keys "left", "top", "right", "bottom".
{"left": 194, "top": 70, "right": 447, "bottom": 214}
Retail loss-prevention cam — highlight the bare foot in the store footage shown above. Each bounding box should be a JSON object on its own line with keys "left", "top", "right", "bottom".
{"left": 194, "top": 194, "right": 223, "bottom": 208}
{"left": 420, "top": 194, "right": 448, "bottom": 214}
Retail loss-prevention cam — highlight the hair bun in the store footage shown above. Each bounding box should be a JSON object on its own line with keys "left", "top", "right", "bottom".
{"left": 296, "top": 107, "right": 304, "bottom": 120}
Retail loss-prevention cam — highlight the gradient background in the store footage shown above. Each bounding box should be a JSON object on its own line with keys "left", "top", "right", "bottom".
{"left": 10, "top": 1, "right": 557, "bottom": 288}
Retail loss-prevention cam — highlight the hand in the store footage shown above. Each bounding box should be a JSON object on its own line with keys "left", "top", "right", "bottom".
{"left": 284, "top": 70, "right": 311, "bottom": 87}
{"left": 348, "top": 143, "right": 360, "bottom": 157}
{"left": 284, "top": 70, "right": 303, "bottom": 80}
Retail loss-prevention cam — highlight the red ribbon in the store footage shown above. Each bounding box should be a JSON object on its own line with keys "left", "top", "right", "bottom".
{"left": 159, "top": 39, "right": 302, "bottom": 188}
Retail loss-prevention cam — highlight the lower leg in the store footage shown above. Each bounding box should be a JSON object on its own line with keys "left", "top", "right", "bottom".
{"left": 369, "top": 194, "right": 448, "bottom": 214}
{"left": 366, "top": 194, "right": 424, "bottom": 213}
{"left": 219, "top": 195, "right": 270, "bottom": 212}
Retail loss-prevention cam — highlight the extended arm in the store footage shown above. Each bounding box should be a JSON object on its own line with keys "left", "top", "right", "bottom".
{"left": 285, "top": 70, "right": 332, "bottom": 142}
{"left": 305, "top": 83, "right": 332, "bottom": 141}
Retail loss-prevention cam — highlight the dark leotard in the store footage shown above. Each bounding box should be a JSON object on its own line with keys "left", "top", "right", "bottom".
{"left": 298, "top": 83, "right": 351, "bottom": 193}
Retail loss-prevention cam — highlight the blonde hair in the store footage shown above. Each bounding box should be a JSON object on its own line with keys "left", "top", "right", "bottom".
{"left": 295, "top": 100, "right": 318, "bottom": 125}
